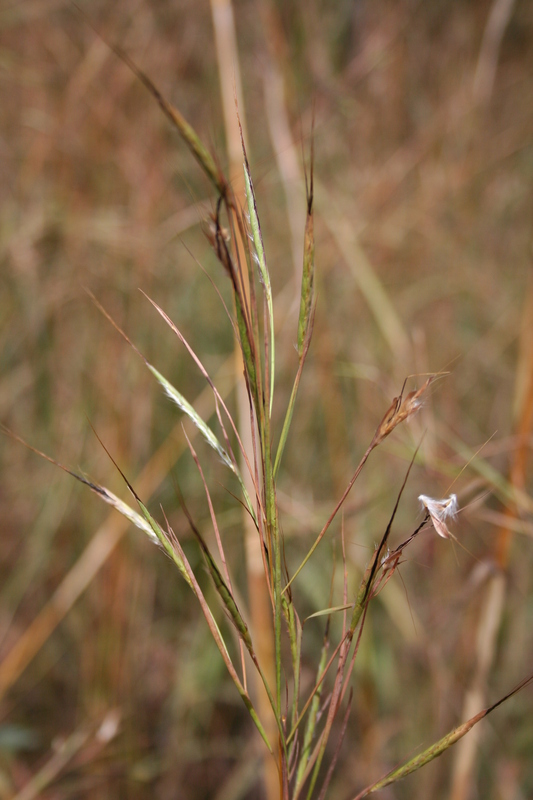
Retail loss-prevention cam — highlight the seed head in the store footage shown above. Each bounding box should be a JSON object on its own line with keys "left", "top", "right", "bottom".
{"left": 373, "top": 377, "right": 434, "bottom": 446}
{"left": 418, "top": 493, "right": 458, "bottom": 539}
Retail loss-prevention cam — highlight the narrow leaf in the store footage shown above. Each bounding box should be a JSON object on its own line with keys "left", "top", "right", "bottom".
{"left": 304, "top": 604, "right": 354, "bottom": 623}
{"left": 352, "top": 672, "right": 533, "bottom": 798}
{"left": 74, "top": 9, "right": 227, "bottom": 198}
{"left": 298, "top": 152, "right": 315, "bottom": 357}
{"left": 147, "top": 363, "right": 234, "bottom": 472}
{"left": 240, "top": 127, "right": 275, "bottom": 415}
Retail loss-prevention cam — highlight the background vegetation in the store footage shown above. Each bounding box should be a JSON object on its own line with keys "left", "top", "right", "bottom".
{"left": 1, "top": 1, "right": 532, "bottom": 798}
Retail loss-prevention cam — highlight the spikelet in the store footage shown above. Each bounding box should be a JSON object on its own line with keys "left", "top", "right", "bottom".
{"left": 418, "top": 493, "right": 459, "bottom": 539}
{"left": 373, "top": 376, "right": 434, "bottom": 446}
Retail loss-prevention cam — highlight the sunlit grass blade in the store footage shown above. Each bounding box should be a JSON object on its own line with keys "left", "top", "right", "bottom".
{"left": 352, "top": 672, "right": 533, "bottom": 798}
{"left": 87, "top": 423, "right": 274, "bottom": 754}
{"left": 175, "top": 481, "right": 255, "bottom": 653}
{"left": 240, "top": 124, "right": 275, "bottom": 415}
{"left": 75, "top": 9, "right": 228, "bottom": 199}
{"left": 148, "top": 363, "right": 235, "bottom": 470}
{"left": 89, "top": 288, "right": 237, "bottom": 473}
{"left": 274, "top": 310, "right": 314, "bottom": 479}
{"left": 293, "top": 632, "right": 331, "bottom": 789}
{"left": 304, "top": 604, "right": 354, "bottom": 622}
{"left": 204, "top": 206, "right": 261, "bottom": 413}
{"left": 2, "top": 427, "right": 194, "bottom": 586}
{"left": 141, "top": 292, "right": 258, "bottom": 483}
{"left": 298, "top": 150, "right": 315, "bottom": 358}
{"left": 160, "top": 514, "right": 273, "bottom": 754}
{"left": 85, "top": 289, "right": 258, "bottom": 518}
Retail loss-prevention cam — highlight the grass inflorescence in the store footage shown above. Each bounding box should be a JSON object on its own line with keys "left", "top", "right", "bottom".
{"left": 2, "top": 4, "right": 533, "bottom": 799}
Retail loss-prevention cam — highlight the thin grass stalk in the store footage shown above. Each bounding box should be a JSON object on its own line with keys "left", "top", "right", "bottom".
{"left": 165, "top": 522, "right": 273, "bottom": 752}
{"left": 303, "top": 641, "right": 350, "bottom": 800}
{"left": 223, "top": 211, "right": 263, "bottom": 415}
{"left": 242, "top": 149, "right": 275, "bottom": 416}
{"left": 206, "top": 201, "right": 262, "bottom": 419}
{"left": 230, "top": 137, "right": 284, "bottom": 729}
{"left": 286, "top": 441, "right": 374, "bottom": 591}
{"left": 183, "top": 432, "right": 233, "bottom": 587}
{"left": 298, "top": 153, "right": 315, "bottom": 359}
{"left": 293, "top": 630, "right": 331, "bottom": 789}
{"left": 316, "top": 689, "right": 353, "bottom": 800}
{"left": 284, "top": 594, "right": 302, "bottom": 756}
{"left": 75, "top": 11, "right": 228, "bottom": 200}
{"left": 171, "top": 510, "right": 257, "bottom": 678}
{"left": 273, "top": 350, "right": 305, "bottom": 480}
{"left": 450, "top": 278, "right": 533, "bottom": 800}
{"left": 260, "top": 391, "right": 284, "bottom": 724}
{"left": 209, "top": 5, "right": 280, "bottom": 795}
{"left": 0, "top": 366, "right": 233, "bottom": 702}
{"left": 302, "top": 556, "right": 346, "bottom": 798}
{"left": 287, "top": 380, "right": 433, "bottom": 591}
{"left": 274, "top": 162, "right": 314, "bottom": 479}
{"left": 296, "top": 448, "right": 421, "bottom": 796}
{"left": 350, "top": 448, "right": 420, "bottom": 635}
{"left": 181, "top": 436, "right": 288, "bottom": 745}
{"left": 352, "top": 673, "right": 533, "bottom": 799}
{"left": 183, "top": 428, "right": 250, "bottom": 691}
{"left": 85, "top": 289, "right": 259, "bottom": 519}
{"left": 142, "top": 294, "right": 262, "bottom": 511}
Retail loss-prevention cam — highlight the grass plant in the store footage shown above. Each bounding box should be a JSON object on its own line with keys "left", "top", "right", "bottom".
{"left": 1, "top": 3, "right": 533, "bottom": 799}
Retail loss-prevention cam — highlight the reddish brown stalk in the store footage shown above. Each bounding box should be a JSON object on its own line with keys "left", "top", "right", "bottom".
{"left": 293, "top": 640, "right": 350, "bottom": 799}
{"left": 141, "top": 292, "right": 260, "bottom": 497}
{"left": 287, "top": 381, "right": 432, "bottom": 590}
{"left": 182, "top": 430, "right": 233, "bottom": 589}
{"left": 341, "top": 514, "right": 349, "bottom": 639}
{"left": 341, "top": 601, "right": 370, "bottom": 705}
{"left": 162, "top": 515, "right": 272, "bottom": 752}
{"left": 317, "top": 689, "right": 353, "bottom": 800}
{"left": 208, "top": 7, "right": 279, "bottom": 796}
{"left": 86, "top": 287, "right": 262, "bottom": 524}
{"left": 287, "top": 634, "right": 347, "bottom": 746}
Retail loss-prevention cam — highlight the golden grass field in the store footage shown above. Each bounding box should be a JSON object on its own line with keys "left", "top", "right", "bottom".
{"left": 1, "top": 1, "right": 533, "bottom": 798}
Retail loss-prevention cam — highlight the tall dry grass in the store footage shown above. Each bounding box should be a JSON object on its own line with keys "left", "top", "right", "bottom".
{"left": 1, "top": 2, "right": 533, "bottom": 798}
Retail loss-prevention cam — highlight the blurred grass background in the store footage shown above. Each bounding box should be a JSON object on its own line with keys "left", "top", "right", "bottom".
{"left": 1, "top": 0, "right": 532, "bottom": 798}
